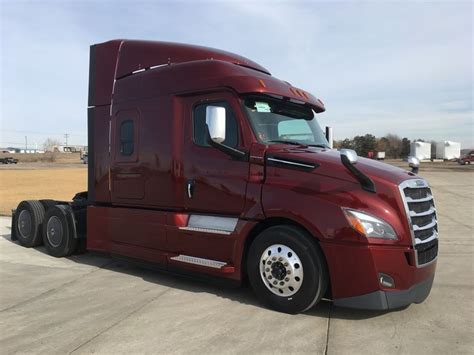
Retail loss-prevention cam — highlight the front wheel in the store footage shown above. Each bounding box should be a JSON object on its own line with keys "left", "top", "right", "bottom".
{"left": 247, "top": 225, "right": 328, "bottom": 314}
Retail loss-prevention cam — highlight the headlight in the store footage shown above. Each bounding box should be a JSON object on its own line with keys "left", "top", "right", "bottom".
{"left": 343, "top": 209, "right": 397, "bottom": 240}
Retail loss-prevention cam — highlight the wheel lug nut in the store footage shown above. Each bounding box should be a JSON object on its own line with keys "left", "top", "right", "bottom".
{"left": 268, "top": 275, "right": 272, "bottom": 279}
{"left": 273, "top": 281, "right": 277, "bottom": 285}
{"left": 272, "top": 257, "right": 276, "bottom": 261}
{"left": 287, "top": 270, "right": 291, "bottom": 274}
{"left": 284, "top": 262, "right": 289, "bottom": 267}
{"left": 267, "top": 261, "right": 272, "bottom": 265}
{"left": 285, "top": 277, "right": 289, "bottom": 282}
{"left": 278, "top": 257, "right": 283, "bottom": 261}
{"left": 265, "top": 268, "right": 270, "bottom": 272}
{"left": 280, "top": 281, "right": 284, "bottom": 286}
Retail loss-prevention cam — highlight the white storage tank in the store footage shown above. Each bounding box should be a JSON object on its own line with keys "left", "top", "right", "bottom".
{"left": 436, "top": 141, "right": 461, "bottom": 160}
{"left": 410, "top": 141, "right": 432, "bottom": 160}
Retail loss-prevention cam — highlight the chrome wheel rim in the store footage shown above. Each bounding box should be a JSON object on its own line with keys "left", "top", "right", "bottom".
{"left": 259, "top": 244, "right": 304, "bottom": 297}
{"left": 18, "top": 210, "right": 32, "bottom": 239}
{"left": 46, "top": 216, "right": 63, "bottom": 247}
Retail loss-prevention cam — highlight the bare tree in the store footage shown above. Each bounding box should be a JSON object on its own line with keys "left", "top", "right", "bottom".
{"left": 384, "top": 134, "right": 403, "bottom": 158}
{"left": 42, "top": 138, "right": 62, "bottom": 152}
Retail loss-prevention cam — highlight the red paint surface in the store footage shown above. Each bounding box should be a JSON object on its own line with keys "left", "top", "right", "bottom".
{"left": 86, "top": 39, "right": 436, "bottom": 302}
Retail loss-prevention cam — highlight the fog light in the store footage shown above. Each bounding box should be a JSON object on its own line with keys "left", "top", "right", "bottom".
{"left": 379, "top": 273, "right": 395, "bottom": 288}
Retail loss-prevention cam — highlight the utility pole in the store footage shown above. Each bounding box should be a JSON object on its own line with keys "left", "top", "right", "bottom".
{"left": 25, "top": 136, "right": 28, "bottom": 151}
{"left": 64, "top": 133, "right": 69, "bottom": 147}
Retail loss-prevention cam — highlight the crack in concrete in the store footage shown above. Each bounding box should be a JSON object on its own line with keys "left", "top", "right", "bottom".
{"left": 68, "top": 288, "right": 172, "bottom": 354}
{"left": 324, "top": 303, "right": 332, "bottom": 355}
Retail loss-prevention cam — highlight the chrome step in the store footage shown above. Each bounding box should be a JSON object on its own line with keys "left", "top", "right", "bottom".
{"left": 170, "top": 255, "right": 227, "bottom": 269}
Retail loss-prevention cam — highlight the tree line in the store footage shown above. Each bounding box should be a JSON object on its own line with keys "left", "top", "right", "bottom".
{"left": 333, "top": 134, "right": 419, "bottom": 159}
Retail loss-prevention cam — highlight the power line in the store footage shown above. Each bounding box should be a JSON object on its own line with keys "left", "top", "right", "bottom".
{"left": 0, "top": 129, "right": 86, "bottom": 137}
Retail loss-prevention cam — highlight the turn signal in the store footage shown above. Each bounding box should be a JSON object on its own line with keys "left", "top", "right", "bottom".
{"left": 343, "top": 209, "right": 397, "bottom": 240}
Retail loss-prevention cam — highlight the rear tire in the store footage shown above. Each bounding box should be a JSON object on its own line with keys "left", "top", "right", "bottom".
{"left": 14, "top": 200, "right": 45, "bottom": 247}
{"left": 42, "top": 205, "right": 78, "bottom": 257}
{"left": 247, "top": 225, "right": 328, "bottom": 314}
{"left": 39, "top": 199, "right": 58, "bottom": 211}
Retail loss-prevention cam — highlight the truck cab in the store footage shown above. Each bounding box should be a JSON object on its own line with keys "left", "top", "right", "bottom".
{"left": 14, "top": 40, "right": 438, "bottom": 314}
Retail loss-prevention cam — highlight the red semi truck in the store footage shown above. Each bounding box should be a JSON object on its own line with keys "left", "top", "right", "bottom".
{"left": 12, "top": 40, "right": 438, "bottom": 313}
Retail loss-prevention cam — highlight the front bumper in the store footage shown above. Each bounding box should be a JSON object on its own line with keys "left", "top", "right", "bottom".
{"left": 320, "top": 241, "right": 437, "bottom": 310}
{"left": 333, "top": 274, "right": 434, "bottom": 310}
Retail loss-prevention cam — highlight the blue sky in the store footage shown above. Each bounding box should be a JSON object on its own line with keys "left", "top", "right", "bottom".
{"left": 1, "top": 0, "right": 472, "bottom": 148}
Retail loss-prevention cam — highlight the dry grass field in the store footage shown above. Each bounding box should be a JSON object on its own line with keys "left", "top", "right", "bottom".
{"left": 0, "top": 166, "right": 86, "bottom": 215}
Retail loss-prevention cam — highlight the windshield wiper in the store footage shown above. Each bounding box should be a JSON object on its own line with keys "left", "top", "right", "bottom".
{"left": 307, "top": 144, "right": 330, "bottom": 148}
{"left": 268, "top": 140, "right": 329, "bottom": 149}
{"left": 268, "top": 140, "right": 306, "bottom": 146}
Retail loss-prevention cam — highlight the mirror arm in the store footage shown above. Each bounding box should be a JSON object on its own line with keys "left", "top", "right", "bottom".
{"left": 340, "top": 154, "right": 376, "bottom": 193}
{"left": 206, "top": 132, "right": 248, "bottom": 160}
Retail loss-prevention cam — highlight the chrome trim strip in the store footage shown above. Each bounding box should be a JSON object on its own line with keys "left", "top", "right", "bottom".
{"left": 403, "top": 179, "right": 429, "bottom": 188}
{"left": 406, "top": 194, "right": 433, "bottom": 203}
{"left": 413, "top": 218, "right": 437, "bottom": 231}
{"left": 187, "top": 215, "right": 237, "bottom": 232}
{"left": 178, "top": 226, "right": 231, "bottom": 235}
{"left": 409, "top": 207, "right": 436, "bottom": 217}
{"left": 267, "top": 157, "right": 315, "bottom": 169}
{"left": 415, "top": 231, "right": 438, "bottom": 244}
{"left": 170, "top": 255, "right": 227, "bottom": 269}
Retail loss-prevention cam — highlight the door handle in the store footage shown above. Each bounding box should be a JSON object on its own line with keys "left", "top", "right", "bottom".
{"left": 187, "top": 180, "right": 195, "bottom": 199}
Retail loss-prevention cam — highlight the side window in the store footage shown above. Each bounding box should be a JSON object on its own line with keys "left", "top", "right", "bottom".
{"left": 193, "top": 102, "right": 239, "bottom": 148}
{"left": 120, "top": 120, "right": 134, "bottom": 156}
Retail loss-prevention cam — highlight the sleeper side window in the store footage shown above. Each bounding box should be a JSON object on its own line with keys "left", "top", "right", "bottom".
{"left": 120, "top": 120, "right": 134, "bottom": 156}
{"left": 193, "top": 102, "right": 239, "bottom": 148}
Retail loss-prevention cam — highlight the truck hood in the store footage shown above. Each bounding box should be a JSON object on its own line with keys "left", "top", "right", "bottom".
{"left": 265, "top": 146, "right": 415, "bottom": 188}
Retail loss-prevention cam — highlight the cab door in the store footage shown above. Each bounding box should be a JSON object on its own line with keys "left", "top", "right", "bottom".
{"left": 182, "top": 92, "right": 249, "bottom": 216}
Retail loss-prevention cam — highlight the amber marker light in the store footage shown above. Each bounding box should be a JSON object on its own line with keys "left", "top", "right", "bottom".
{"left": 344, "top": 210, "right": 366, "bottom": 235}
{"left": 343, "top": 209, "right": 397, "bottom": 240}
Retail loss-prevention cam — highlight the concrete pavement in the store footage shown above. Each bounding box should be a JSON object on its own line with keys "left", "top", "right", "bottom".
{"left": 1, "top": 170, "right": 472, "bottom": 354}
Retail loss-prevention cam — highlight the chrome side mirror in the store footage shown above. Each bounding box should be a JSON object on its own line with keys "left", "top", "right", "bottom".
{"left": 206, "top": 106, "right": 226, "bottom": 143}
{"left": 340, "top": 149, "right": 358, "bottom": 164}
{"left": 408, "top": 156, "right": 420, "bottom": 174}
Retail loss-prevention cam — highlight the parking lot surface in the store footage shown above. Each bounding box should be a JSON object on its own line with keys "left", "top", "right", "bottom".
{"left": 1, "top": 169, "right": 472, "bottom": 354}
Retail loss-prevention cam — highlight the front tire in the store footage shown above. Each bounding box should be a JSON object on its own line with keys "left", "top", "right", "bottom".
{"left": 247, "top": 225, "right": 328, "bottom": 314}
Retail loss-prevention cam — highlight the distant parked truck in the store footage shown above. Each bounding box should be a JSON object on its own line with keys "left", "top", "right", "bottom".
{"left": 410, "top": 141, "right": 431, "bottom": 160}
{"left": 436, "top": 141, "right": 460, "bottom": 160}
{"left": 458, "top": 150, "right": 474, "bottom": 165}
{"left": 367, "top": 151, "right": 385, "bottom": 160}
{"left": 0, "top": 157, "right": 18, "bottom": 164}
{"left": 11, "top": 39, "right": 438, "bottom": 314}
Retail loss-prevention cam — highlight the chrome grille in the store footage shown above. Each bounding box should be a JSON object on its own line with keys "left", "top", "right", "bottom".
{"left": 399, "top": 179, "right": 438, "bottom": 266}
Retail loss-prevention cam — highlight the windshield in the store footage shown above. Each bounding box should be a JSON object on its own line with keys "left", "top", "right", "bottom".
{"left": 242, "top": 96, "right": 329, "bottom": 147}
